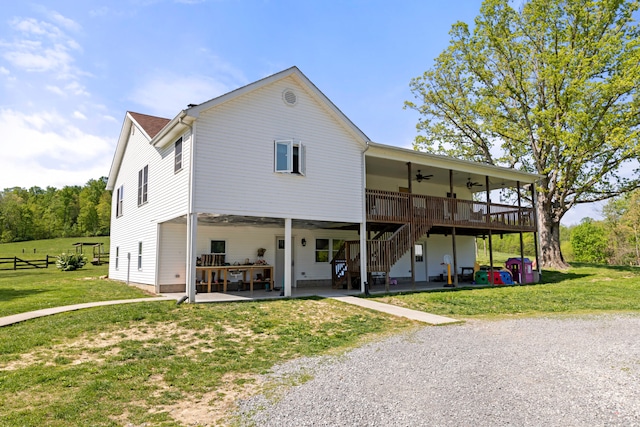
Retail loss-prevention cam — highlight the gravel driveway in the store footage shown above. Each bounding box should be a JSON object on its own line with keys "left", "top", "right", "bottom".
{"left": 237, "top": 314, "right": 640, "bottom": 426}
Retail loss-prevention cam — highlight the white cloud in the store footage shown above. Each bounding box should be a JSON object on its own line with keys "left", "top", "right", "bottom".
{"left": 73, "top": 111, "right": 87, "bottom": 120}
{"left": 0, "top": 66, "right": 9, "bottom": 75}
{"left": 48, "top": 11, "right": 81, "bottom": 32}
{"left": 129, "top": 54, "right": 247, "bottom": 116}
{"left": 129, "top": 74, "right": 234, "bottom": 117}
{"left": 1, "top": 16, "right": 81, "bottom": 79}
{"left": 0, "top": 109, "right": 113, "bottom": 189}
{"left": 46, "top": 85, "right": 65, "bottom": 96}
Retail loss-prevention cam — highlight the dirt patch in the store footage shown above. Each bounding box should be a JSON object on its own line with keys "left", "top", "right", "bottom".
{"left": 147, "top": 372, "right": 262, "bottom": 426}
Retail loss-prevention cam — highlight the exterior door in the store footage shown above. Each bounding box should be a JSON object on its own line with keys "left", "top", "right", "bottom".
{"left": 275, "top": 237, "right": 294, "bottom": 289}
{"left": 414, "top": 243, "right": 427, "bottom": 281}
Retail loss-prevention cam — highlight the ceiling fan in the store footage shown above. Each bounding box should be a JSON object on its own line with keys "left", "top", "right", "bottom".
{"left": 466, "top": 178, "right": 482, "bottom": 189}
{"left": 415, "top": 170, "right": 433, "bottom": 183}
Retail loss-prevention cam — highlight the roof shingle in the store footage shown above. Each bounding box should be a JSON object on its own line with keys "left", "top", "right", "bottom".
{"left": 129, "top": 111, "right": 171, "bottom": 139}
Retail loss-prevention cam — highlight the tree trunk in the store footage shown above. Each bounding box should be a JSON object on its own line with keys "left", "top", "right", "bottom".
{"left": 537, "top": 203, "right": 570, "bottom": 269}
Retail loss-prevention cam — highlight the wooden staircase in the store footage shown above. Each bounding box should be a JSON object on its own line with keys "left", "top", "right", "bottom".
{"left": 331, "top": 212, "right": 432, "bottom": 289}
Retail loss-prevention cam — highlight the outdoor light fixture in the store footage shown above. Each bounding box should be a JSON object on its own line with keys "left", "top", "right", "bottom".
{"left": 301, "top": 238, "right": 306, "bottom": 247}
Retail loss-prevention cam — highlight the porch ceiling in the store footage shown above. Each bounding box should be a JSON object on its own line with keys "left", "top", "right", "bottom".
{"left": 365, "top": 143, "right": 541, "bottom": 193}
{"left": 165, "top": 214, "right": 358, "bottom": 230}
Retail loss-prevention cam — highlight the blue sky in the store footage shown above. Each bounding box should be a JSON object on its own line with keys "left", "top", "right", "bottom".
{"left": 0, "top": 0, "right": 602, "bottom": 224}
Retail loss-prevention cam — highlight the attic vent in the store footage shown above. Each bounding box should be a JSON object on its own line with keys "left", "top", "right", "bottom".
{"left": 282, "top": 89, "right": 297, "bottom": 106}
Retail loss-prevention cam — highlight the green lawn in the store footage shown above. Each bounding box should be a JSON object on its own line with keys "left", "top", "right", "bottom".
{"left": 1, "top": 238, "right": 639, "bottom": 426}
{"left": 0, "top": 237, "right": 150, "bottom": 317}
{"left": 372, "top": 263, "right": 640, "bottom": 318}
{"left": 0, "top": 299, "right": 414, "bottom": 427}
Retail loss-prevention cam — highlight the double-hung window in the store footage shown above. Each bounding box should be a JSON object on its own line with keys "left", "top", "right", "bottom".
{"left": 138, "top": 242, "right": 143, "bottom": 270}
{"left": 174, "top": 137, "right": 183, "bottom": 173}
{"left": 274, "top": 140, "right": 305, "bottom": 175}
{"left": 138, "top": 165, "right": 148, "bottom": 206}
{"left": 116, "top": 185, "right": 124, "bottom": 217}
{"left": 315, "top": 238, "right": 345, "bottom": 263}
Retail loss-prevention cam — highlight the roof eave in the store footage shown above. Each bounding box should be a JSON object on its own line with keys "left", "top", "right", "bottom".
{"left": 366, "top": 141, "right": 543, "bottom": 183}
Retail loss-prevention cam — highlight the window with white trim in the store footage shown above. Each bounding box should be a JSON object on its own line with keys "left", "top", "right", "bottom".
{"left": 316, "top": 238, "right": 345, "bottom": 262}
{"left": 274, "top": 140, "right": 305, "bottom": 175}
{"left": 137, "top": 242, "right": 143, "bottom": 270}
{"left": 210, "top": 240, "right": 226, "bottom": 255}
{"left": 174, "top": 137, "right": 183, "bottom": 173}
{"left": 115, "top": 247, "right": 119, "bottom": 270}
{"left": 315, "top": 238, "right": 329, "bottom": 262}
{"left": 138, "top": 165, "right": 148, "bottom": 206}
{"left": 116, "top": 185, "right": 124, "bottom": 217}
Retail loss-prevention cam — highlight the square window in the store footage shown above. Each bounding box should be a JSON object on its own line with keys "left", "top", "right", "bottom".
{"left": 211, "top": 240, "right": 226, "bottom": 254}
{"left": 315, "top": 238, "right": 329, "bottom": 262}
{"left": 274, "top": 140, "right": 305, "bottom": 175}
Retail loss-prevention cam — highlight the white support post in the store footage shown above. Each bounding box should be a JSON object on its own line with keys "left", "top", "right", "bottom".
{"left": 360, "top": 221, "right": 367, "bottom": 292}
{"left": 284, "top": 218, "right": 292, "bottom": 297}
{"left": 186, "top": 212, "right": 198, "bottom": 303}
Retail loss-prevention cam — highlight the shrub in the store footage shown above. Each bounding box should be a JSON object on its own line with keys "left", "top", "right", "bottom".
{"left": 56, "top": 253, "right": 87, "bottom": 271}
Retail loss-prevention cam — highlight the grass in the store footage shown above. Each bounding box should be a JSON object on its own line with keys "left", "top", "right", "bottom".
{"left": 372, "top": 262, "right": 640, "bottom": 318}
{"left": 0, "top": 237, "right": 150, "bottom": 317}
{"left": 0, "top": 299, "right": 415, "bottom": 426}
{"left": 1, "top": 240, "right": 639, "bottom": 425}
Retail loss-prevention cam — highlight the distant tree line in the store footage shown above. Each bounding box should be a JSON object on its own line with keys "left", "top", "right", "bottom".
{"left": 483, "top": 189, "right": 640, "bottom": 267}
{"left": 0, "top": 178, "right": 111, "bottom": 243}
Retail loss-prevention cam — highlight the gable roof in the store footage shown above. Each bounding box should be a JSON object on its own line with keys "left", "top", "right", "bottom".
{"left": 129, "top": 111, "right": 170, "bottom": 139}
{"left": 182, "top": 66, "right": 370, "bottom": 146}
{"left": 107, "top": 66, "right": 371, "bottom": 190}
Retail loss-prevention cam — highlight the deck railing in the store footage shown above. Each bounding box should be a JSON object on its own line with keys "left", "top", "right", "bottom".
{"left": 366, "top": 189, "right": 535, "bottom": 232}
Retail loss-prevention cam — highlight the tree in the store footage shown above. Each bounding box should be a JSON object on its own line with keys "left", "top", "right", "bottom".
{"left": 570, "top": 218, "right": 610, "bottom": 263}
{"left": 406, "top": 0, "right": 640, "bottom": 268}
{"left": 603, "top": 189, "right": 640, "bottom": 265}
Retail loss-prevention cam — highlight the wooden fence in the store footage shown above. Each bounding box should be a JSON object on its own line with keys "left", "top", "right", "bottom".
{"left": 0, "top": 256, "right": 55, "bottom": 271}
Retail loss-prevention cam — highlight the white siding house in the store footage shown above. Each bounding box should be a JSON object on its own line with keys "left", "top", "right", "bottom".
{"left": 107, "top": 67, "right": 541, "bottom": 300}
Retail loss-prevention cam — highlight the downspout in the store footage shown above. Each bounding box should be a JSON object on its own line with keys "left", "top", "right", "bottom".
{"left": 360, "top": 141, "right": 370, "bottom": 293}
{"left": 181, "top": 117, "right": 197, "bottom": 303}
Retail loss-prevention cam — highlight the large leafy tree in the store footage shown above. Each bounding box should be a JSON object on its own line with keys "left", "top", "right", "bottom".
{"left": 603, "top": 189, "right": 640, "bottom": 265}
{"left": 406, "top": 0, "right": 640, "bottom": 268}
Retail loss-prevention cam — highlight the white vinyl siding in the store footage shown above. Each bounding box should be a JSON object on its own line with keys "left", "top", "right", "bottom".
{"left": 157, "top": 222, "right": 187, "bottom": 286}
{"left": 108, "top": 121, "right": 192, "bottom": 285}
{"left": 193, "top": 76, "right": 364, "bottom": 222}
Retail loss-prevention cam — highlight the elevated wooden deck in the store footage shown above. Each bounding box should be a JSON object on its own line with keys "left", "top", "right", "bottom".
{"left": 366, "top": 189, "right": 535, "bottom": 233}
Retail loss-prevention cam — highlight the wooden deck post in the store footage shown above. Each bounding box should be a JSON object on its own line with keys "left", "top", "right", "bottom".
{"left": 517, "top": 181, "right": 526, "bottom": 284}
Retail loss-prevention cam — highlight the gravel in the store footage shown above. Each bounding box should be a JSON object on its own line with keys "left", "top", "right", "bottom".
{"left": 237, "top": 314, "right": 640, "bottom": 426}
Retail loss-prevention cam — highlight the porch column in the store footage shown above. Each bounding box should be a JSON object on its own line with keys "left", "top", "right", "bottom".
{"left": 284, "top": 218, "right": 292, "bottom": 297}
{"left": 517, "top": 181, "right": 526, "bottom": 284}
{"left": 451, "top": 226, "right": 458, "bottom": 287}
{"left": 485, "top": 176, "right": 494, "bottom": 285}
{"left": 449, "top": 169, "right": 458, "bottom": 287}
{"left": 531, "top": 184, "right": 541, "bottom": 277}
{"left": 360, "top": 221, "right": 367, "bottom": 292}
{"left": 408, "top": 162, "right": 415, "bottom": 290}
{"left": 186, "top": 212, "right": 198, "bottom": 303}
